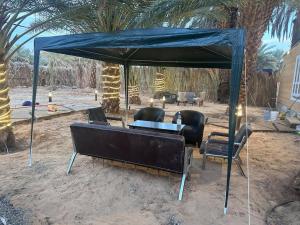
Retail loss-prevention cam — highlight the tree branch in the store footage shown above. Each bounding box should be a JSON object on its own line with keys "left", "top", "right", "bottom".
{"left": 5, "top": 28, "right": 47, "bottom": 62}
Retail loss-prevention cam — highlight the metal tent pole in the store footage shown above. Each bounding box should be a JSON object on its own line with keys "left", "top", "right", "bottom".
{"left": 124, "top": 63, "right": 129, "bottom": 123}
{"left": 224, "top": 30, "right": 245, "bottom": 214}
{"left": 29, "top": 48, "right": 40, "bottom": 166}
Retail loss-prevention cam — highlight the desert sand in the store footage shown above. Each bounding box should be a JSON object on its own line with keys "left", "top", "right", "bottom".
{"left": 0, "top": 110, "right": 299, "bottom": 225}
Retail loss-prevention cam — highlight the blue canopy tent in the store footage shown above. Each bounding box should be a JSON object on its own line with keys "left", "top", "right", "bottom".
{"left": 30, "top": 28, "right": 245, "bottom": 213}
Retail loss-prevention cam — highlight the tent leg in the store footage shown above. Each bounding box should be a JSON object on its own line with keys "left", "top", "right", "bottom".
{"left": 29, "top": 146, "right": 32, "bottom": 166}
{"left": 124, "top": 64, "right": 129, "bottom": 125}
{"left": 178, "top": 173, "right": 186, "bottom": 200}
{"left": 29, "top": 49, "right": 40, "bottom": 167}
{"left": 224, "top": 207, "right": 227, "bottom": 215}
{"left": 67, "top": 152, "right": 77, "bottom": 175}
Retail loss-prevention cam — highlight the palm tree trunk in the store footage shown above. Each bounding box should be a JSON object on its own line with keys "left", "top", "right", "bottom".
{"left": 238, "top": 0, "right": 281, "bottom": 105}
{"left": 217, "top": 7, "right": 238, "bottom": 103}
{"left": 217, "top": 69, "right": 230, "bottom": 103}
{"left": 0, "top": 59, "right": 15, "bottom": 150}
{"left": 154, "top": 68, "right": 166, "bottom": 92}
{"left": 128, "top": 85, "right": 141, "bottom": 105}
{"left": 101, "top": 62, "right": 120, "bottom": 113}
{"left": 128, "top": 67, "right": 141, "bottom": 105}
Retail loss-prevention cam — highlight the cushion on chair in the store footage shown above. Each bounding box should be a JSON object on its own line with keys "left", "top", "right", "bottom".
{"left": 205, "top": 142, "right": 229, "bottom": 156}
{"left": 200, "top": 141, "right": 231, "bottom": 156}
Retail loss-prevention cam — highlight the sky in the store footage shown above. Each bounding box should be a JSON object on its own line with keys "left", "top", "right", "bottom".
{"left": 15, "top": 16, "right": 292, "bottom": 53}
{"left": 262, "top": 32, "right": 291, "bottom": 52}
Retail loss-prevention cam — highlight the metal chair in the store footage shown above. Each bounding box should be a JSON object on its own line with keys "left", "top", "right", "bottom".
{"left": 87, "top": 107, "right": 125, "bottom": 127}
{"left": 177, "top": 92, "right": 188, "bottom": 105}
{"left": 200, "top": 124, "right": 252, "bottom": 177}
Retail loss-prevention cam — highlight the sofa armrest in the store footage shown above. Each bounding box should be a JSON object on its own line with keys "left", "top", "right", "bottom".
{"left": 208, "top": 132, "right": 229, "bottom": 139}
{"left": 207, "top": 138, "right": 241, "bottom": 146}
{"left": 207, "top": 139, "right": 228, "bottom": 145}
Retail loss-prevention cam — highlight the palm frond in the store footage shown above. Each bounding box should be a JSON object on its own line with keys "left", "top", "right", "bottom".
{"left": 269, "top": 0, "right": 300, "bottom": 41}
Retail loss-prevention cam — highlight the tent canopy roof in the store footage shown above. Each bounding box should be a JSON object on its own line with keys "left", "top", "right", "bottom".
{"left": 34, "top": 28, "right": 244, "bottom": 68}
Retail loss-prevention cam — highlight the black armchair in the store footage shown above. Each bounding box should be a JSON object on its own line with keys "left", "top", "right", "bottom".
{"left": 87, "top": 107, "right": 125, "bottom": 127}
{"left": 172, "top": 110, "right": 206, "bottom": 147}
{"left": 134, "top": 107, "right": 165, "bottom": 122}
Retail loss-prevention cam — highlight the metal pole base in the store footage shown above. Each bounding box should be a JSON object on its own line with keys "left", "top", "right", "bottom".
{"left": 178, "top": 173, "right": 187, "bottom": 200}
{"left": 67, "top": 152, "right": 77, "bottom": 175}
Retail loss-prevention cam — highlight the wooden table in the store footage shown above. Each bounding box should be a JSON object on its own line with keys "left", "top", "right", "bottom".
{"left": 128, "top": 120, "right": 185, "bottom": 134}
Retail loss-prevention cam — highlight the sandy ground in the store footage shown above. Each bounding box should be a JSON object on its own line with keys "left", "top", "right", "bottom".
{"left": 1, "top": 111, "right": 300, "bottom": 225}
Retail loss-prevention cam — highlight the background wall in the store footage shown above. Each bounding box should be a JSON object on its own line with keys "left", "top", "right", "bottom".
{"left": 277, "top": 42, "right": 300, "bottom": 112}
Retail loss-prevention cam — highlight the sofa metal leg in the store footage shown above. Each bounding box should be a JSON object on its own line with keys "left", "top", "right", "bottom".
{"left": 202, "top": 154, "right": 206, "bottom": 169}
{"left": 178, "top": 173, "right": 187, "bottom": 200}
{"left": 67, "top": 152, "right": 77, "bottom": 175}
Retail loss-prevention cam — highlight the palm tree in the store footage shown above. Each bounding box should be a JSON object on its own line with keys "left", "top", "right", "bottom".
{"left": 0, "top": 0, "right": 53, "bottom": 149}
{"left": 270, "top": 0, "right": 300, "bottom": 48}
{"left": 0, "top": 0, "right": 86, "bottom": 149}
{"left": 291, "top": 10, "right": 300, "bottom": 47}
{"left": 256, "top": 44, "right": 284, "bottom": 72}
{"left": 128, "top": 66, "right": 141, "bottom": 105}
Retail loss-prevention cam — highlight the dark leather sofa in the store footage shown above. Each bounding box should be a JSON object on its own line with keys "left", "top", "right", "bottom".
{"left": 133, "top": 107, "right": 165, "bottom": 122}
{"left": 67, "top": 123, "right": 192, "bottom": 200}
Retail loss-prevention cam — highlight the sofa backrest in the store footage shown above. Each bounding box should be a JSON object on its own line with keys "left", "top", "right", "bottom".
{"left": 178, "top": 92, "right": 187, "bottom": 102}
{"left": 234, "top": 123, "right": 253, "bottom": 143}
{"left": 185, "top": 92, "right": 196, "bottom": 102}
{"left": 70, "top": 123, "right": 185, "bottom": 174}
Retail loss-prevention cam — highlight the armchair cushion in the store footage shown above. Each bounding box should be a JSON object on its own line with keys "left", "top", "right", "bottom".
{"left": 200, "top": 141, "right": 229, "bottom": 156}
{"left": 134, "top": 107, "right": 165, "bottom": 122}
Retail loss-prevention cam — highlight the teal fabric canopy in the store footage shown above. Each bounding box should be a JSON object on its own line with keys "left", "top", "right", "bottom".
{"left": 31, "top": 27, "right": 245, "bottom": 212}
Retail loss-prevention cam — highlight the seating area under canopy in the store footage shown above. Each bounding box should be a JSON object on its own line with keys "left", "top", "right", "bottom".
{"left": 31, "top": 27, "right": 245, "bottom": 212}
